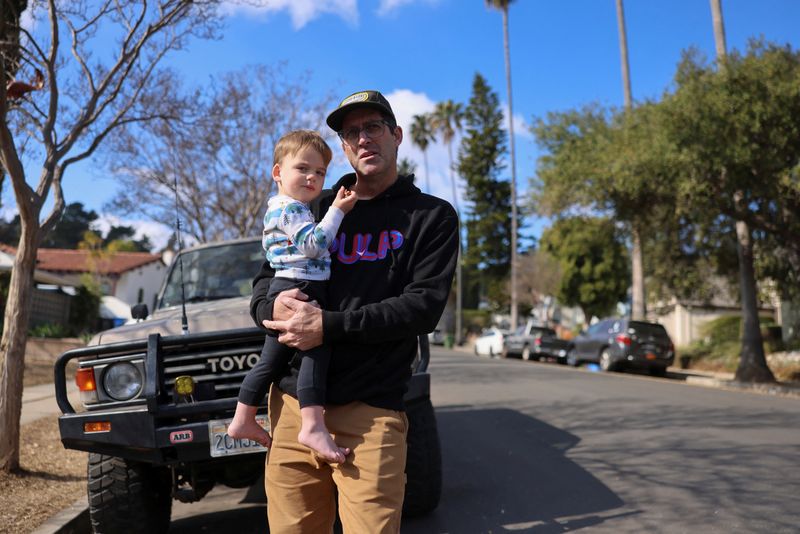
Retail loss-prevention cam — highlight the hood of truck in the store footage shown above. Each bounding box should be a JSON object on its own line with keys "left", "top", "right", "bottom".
{"left": 89, "top": 297, "right": 256, "bottom": 345}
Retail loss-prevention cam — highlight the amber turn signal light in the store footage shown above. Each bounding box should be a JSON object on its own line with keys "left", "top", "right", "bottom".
{"left": 84, "top": 421, "right": 111, "bottom": 433}
{"left": 76, "top": 368, "right": 96, "bottom": 391}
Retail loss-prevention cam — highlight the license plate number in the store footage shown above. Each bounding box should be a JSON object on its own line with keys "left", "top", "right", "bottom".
{"left": 208, "top": 416, "right": 269, "bottom": 458}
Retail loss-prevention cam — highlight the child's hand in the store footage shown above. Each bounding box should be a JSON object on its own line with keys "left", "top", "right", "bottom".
{"left": 332, "top": 186, "right": 358, "bottom": 214}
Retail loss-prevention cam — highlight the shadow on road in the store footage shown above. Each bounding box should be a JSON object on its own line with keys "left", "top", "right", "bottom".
{"left": 402, "top": 406, "right": 632, "bottom": 533}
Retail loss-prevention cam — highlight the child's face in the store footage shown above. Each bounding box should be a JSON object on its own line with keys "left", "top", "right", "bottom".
{"left": 273, "top": 147, "right": 328, "bottom": 204}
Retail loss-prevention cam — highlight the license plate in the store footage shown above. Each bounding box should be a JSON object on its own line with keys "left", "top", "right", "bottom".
{"left": 646, "top": 352, "right": 657, "bottom": 360}
{"left": 208, "top": 416, "right": 269, "bottom": 457}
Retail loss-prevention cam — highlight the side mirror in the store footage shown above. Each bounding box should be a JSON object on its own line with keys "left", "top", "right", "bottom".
{"left": 131, "top": 303, "right": 149, "bottom": 321}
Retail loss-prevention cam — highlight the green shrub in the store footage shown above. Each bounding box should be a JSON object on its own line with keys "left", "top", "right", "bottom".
{"left": 461, "top": 309, "right": 491, "bottom": 335}
{"left": 69, "top": 283, "right": 101, "bottom": 336}
{"left": 29, "top": 322, "right": 72, "bottom": 338}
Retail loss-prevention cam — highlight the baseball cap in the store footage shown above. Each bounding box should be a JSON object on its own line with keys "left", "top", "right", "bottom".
{"left": 326, "top": 90, "right": 396, "bottom": 132}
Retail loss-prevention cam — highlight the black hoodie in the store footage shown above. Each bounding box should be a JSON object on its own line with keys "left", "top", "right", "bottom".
{"left": 250, "top": 173, "right": 458, "bottom": 411}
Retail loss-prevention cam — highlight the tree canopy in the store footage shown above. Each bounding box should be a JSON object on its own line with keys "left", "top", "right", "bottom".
{"left": 539, "top": 216, "right": 630, "bottom": 321}
{"left": 457, "top": 73, "right": 511, "bottom": 308}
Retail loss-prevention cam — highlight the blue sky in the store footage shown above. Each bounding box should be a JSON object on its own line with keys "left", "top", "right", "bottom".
{"left": 11, "top": 0, "right": 800, "bottom": 248}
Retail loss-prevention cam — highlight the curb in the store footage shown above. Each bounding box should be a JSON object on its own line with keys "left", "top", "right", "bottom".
{"left": 684, "top": 375, "right": 800, "bottom": 398}
{"left": 31, "top": 497, "right": 90, "bottom": 534}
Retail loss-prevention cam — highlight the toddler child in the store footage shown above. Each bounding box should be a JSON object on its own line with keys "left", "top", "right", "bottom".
{"left": 228, "top": 130, "right": 357, "bottom": 463}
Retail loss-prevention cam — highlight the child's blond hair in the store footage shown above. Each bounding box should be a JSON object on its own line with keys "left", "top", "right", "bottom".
{"left": 273, "top": 130, "right": 333, "bottom": 167}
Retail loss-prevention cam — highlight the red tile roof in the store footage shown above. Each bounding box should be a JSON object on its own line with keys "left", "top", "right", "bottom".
{"left": 1, "top": 245, "right": 162, "bottom": 275}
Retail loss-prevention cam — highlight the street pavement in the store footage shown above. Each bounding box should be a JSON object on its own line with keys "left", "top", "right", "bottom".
{"left": 23, "top": 349, "right": 800, "bottom": 534}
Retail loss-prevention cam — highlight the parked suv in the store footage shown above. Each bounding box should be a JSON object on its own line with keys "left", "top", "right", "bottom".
{"left": 54, "top": 237, "right": 442, "bottom": 533}
{"left": 503, "top": 322, "right": 569, "bottom": 362}
{"left": 566, "top": 318, "right": 675, "bottom": 375}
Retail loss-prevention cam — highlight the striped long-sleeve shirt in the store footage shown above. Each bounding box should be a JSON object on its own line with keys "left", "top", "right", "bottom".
{"left": 262, "top": 194, "right": 344, "bottom": 281}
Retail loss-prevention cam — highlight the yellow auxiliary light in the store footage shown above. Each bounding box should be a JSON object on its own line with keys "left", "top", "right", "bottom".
{"left": 175, "top": 375, "right": 196, "bottom": 396}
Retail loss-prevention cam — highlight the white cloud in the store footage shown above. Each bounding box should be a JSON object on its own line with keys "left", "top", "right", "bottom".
{"left": 377, "top": 0, "right": 440, "bottom": 17}
{"left": 94, "top": 215, "right": 174, "bottom": 252}
{"left": 506, "top": 108, "right": 532, "bottom": 139}
{"left": 221, "top": 0, "right": 359, "bottom": 29}
{"left": 386, "top": 89, "right": 462, "bottom": 210}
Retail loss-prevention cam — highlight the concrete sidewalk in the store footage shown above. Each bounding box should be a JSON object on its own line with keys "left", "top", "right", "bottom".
{"left": 22, "top": 380, "right": 80, "bottom": 425}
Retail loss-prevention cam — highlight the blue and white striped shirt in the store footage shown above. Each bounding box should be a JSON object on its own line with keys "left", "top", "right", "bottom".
{"left": 262, "top": 194, "right": 344, "bottom": 281}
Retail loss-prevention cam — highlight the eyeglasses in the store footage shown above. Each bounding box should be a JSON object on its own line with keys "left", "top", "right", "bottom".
{"left": 338, "top": 120, "right": 392, "bottom": 145}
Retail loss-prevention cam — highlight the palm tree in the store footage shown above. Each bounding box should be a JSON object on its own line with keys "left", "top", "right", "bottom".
{"left": 708, "top": 0, "right": 773, "bottom": 382}
{"left": 486, "top": 0, "right": 520, "bottom": 331}
{"left": 432, "top": 100, "right": 464, "bottom": 345}
{"left": 615, "top": 0, "right": 646, "bottom": 321}
{"left": 410, "top": 113, "right": 435, "bottom": 194}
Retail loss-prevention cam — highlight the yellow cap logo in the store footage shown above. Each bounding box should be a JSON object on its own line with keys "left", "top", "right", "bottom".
{"left": 340, "top": 92, "right": 370, "bottom": 106}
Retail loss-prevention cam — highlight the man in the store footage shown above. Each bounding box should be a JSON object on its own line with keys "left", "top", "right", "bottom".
{"left": 250, "top": 90, "right": 458, "bottom": 533}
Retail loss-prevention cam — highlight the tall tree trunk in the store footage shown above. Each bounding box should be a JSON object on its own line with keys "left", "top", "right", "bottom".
{"left": 732, "top": 197, "right": 774, "bottom": 382}
{"left": 447, "top": 142, "right": 463, "bottom": 346}
{"left": 0, "top": 224, "right": 39, "bottom": 471}
{"left": 710, "top": 0, "right": 727, "bottom": 60}
{"left": 631, "top": 226, "right": 646, "bottom": 320}
{"left": 615, "top": 0, "right": 646, "bottom": 320}
{"left": 502, "top": 7, "right": 519, "bottom": 331}
{"left": 423, "top": 149, "right": 430, "bottom": 195}
{"left": 709, "top": 0, "right": 773, "bottom": 383}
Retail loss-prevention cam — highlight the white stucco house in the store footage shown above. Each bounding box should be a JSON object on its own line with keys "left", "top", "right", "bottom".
{"left": 33, "top": 247, "right": 166, "bottom": 311}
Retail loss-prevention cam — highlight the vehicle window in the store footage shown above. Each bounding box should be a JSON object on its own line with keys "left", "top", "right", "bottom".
{"left": 628, "top": 321, "right": 669, "bottom": 337}
{"left": 159, "top": 240, "right": 264, "bottom": 309}
{"left": 612, "top": 321, "right": 621, "bottom": 333}
{"left": 587, "top": 322, "right": 603, "bottom": 335}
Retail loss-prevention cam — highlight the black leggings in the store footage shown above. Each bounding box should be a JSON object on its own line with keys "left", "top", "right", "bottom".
{"left": 238, "top": 277, "right": 329, "bottom": 408}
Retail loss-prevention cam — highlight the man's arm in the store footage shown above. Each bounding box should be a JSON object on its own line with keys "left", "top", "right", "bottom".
{"left": 258, "top": 205, "right": 459, "bottom": 349}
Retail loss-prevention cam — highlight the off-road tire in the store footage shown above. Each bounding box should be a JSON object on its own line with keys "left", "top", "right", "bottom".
{"left": 87, "top": 453, "right": 172, "bottom": 534}
{"left": 402, "top": 397, "right": 442, "bottom": 517}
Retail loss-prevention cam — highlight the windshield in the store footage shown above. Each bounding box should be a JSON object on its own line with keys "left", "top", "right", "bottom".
{"left": 158, "top": 240, "right": 265, "bottom": 310}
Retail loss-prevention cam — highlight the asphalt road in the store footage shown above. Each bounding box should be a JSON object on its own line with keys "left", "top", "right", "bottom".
{"left": 168, "top": 348, "right": 800, "bottom": 533}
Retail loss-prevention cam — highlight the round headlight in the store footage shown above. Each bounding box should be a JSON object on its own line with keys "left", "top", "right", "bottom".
{"left": 103, "top": 362, "right": 143, "bottom": 401}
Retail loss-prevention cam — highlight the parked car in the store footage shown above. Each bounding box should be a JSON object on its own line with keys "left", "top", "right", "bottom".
{"left": 428, "top": 329, "right": 446, "bottom": 345}
{"left": 503, "top": 322, "right": 571, "bottom": 362}
{"left": 531, "top": 331, "right": 572, "bottom": 363}
{"left": 567, "top": 318, "right": 675, "bottom": 375}
{"left": 474, "top": 327, "right": 507, "bottom": 357}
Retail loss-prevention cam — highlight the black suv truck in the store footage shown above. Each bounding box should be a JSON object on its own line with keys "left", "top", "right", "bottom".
{"left": 54, "top": 237, "right": 442, "bottom": 533}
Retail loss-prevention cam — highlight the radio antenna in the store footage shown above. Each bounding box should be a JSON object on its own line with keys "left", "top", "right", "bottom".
{"left": 174, "top": 175, "right": 189, "bottom": 335}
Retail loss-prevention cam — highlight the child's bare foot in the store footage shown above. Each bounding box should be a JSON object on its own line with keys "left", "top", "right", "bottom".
{"left": 228, "top": 418, "right": 271, "bottom": 447}
{"left": 228, "top": 402, "right": 271, "bottom": 447}
{"left": 298, "top": 426, "right": 350, "bottom": 464}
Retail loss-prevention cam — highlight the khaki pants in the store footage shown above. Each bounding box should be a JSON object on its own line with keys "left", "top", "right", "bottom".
{"left": 265, "top": 387, "right": 408, "bottom": 534}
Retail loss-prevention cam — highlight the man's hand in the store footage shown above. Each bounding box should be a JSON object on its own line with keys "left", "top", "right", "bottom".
{"left": 264, "top": 292, "right": 324, "bottom": 351}
{"left": 272, "top": 288, "right": 310, "bottom": 321}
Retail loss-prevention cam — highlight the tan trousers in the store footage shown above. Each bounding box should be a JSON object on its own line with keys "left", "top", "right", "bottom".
{"left": 265, "top": 387, "right": 408, "bottom": 534}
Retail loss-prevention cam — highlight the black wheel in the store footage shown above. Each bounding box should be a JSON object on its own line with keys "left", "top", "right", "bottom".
{"left": 403, "top": 397, "right": 442, "bottom": 517}
{"left": 566, "top": 348, "right": 579, "bottom": 367}
{"left": 599, "top": 349, "right": 617, "bottom": 372}
{"left": 88, "top": 453, "right": 172, "bottom": 534}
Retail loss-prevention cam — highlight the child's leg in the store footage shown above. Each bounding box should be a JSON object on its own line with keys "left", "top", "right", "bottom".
{"left": 228, "top": 335, "right": 292, "bottom": 446}
{"left": 296, "top": 344, "right": 350, "bottom": 463}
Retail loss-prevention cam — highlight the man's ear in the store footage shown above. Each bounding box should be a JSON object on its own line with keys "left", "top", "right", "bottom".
{"left": 272, "top": 163, "right": 282, "bottom": 183}
{"left": 393, "top": 125, "right": 403, "bottom": 147}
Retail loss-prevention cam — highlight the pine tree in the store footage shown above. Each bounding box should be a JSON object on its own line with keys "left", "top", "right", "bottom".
{"left": 457, "top": 73, "right": 511, "bottom": 309}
